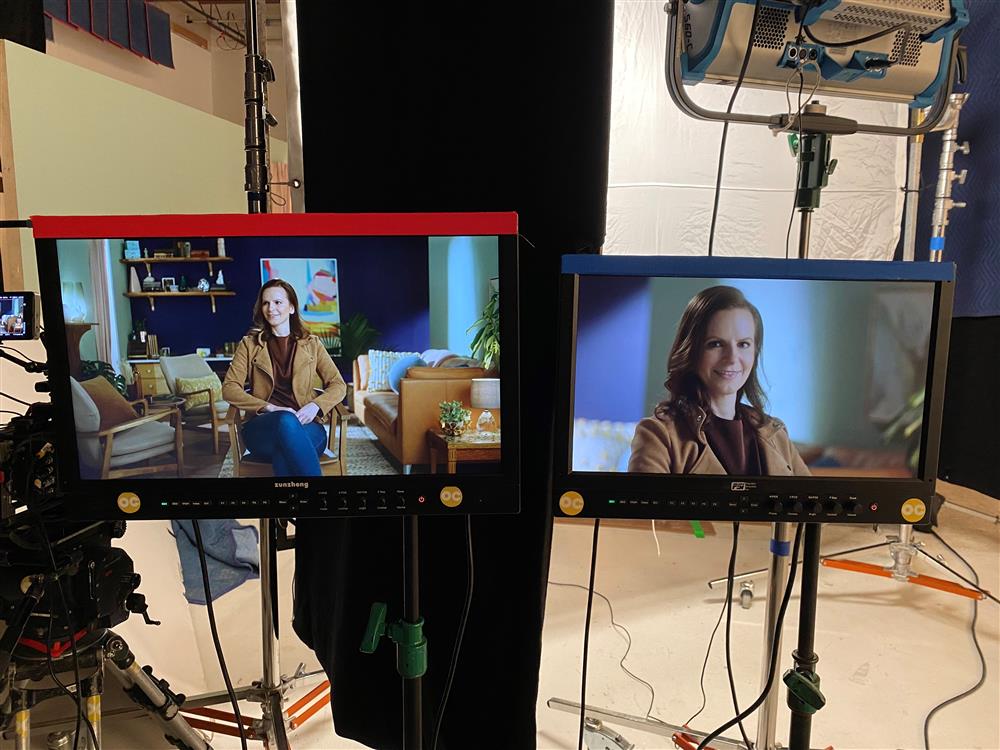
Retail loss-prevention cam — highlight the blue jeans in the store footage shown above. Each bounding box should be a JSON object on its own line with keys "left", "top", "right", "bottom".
{"left": 241, "top": 411, "right": 327, "bottom": 477}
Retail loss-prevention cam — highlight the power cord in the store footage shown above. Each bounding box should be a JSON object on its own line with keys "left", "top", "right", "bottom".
{"left": 191, "top": 520, "right": 249, "bottom": 750}
{"left": 549, "top": 581, "right": 662, "bottom": 723}
{"left": 431, "top": 515, "right": 475, "bottom": 750}
{"left": 922, "top": 530, "right": 988, "bottom": 750}
{"left": 724, "top": 523, "right": 752, "bottom": 749}
{"left": 706, "top": 0, "right": 764, "bottom": 256}
{"left": 578, "top": 519, "right": 601, "bottom": 750}
{"left": 683, "top": 585, "right": 728, "bottom": 728}
{"left": 802, "top": 22, "right": 909, "bottom": 49}
{"left": 697, "top": 523, "right": 805, "bottom": 750}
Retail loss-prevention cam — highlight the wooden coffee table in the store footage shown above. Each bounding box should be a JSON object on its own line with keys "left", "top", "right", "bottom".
{"left": 426, "top": 430, "right": 501, "bottom": 473}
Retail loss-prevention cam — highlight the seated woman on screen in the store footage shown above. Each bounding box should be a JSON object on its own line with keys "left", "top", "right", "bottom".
{"left": 628, "top": 285, "right": 809, "bottom": 476}
{"left": 222, "top": 279, "right": 347, "bottom": 477}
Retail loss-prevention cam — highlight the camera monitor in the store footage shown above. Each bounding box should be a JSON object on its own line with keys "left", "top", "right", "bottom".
{"left": 554, "top": 256, "right": 954, "bottom": 525}
{"left": 0, "top": 292, "right": 39, "bottom": 341}
{"left": 32, "top": 213, "right": 519, "bottom": 520}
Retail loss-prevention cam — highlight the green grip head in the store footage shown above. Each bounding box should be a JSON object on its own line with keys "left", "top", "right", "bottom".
{"left": 783, "top": 668, "right": 826, "bottom": 714}
{"left": 360, "top": 602, "right": 388, "bottom": 654}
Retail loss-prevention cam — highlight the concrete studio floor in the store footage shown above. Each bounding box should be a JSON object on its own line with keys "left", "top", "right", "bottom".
{"left": 5, "top": 482, "right": 997, "bottom": 750}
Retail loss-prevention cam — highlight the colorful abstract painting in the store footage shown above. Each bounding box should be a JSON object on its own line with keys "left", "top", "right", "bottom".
{"left": 260, "top": 258, "right": 342, "bottom": 354}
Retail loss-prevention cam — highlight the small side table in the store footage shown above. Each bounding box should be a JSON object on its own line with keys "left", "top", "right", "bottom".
{"left": 426, "top": 430, "right": 501, "bottom": 474}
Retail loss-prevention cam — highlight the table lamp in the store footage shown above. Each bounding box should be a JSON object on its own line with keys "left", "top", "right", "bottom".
{"left": 470, "top": 378, "right": 500, "bottom": 435}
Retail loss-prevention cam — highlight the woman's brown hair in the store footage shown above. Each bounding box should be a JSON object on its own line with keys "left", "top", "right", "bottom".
{"left": 657, "top": 285, "right": 767, "bottom": 423}
{"left": 252, "top": 279, "right": 309, "bottom": 340}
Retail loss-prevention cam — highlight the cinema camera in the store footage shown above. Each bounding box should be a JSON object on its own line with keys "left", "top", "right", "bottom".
{"left": 0, "top": 323, "right": 211, "bottom": 750}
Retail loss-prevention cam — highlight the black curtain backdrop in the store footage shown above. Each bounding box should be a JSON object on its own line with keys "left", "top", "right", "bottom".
{"left": 293, "top": 4, "right": 614, "bottom": 749}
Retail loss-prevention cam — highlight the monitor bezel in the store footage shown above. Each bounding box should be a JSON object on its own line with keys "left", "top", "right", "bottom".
{"left": 33, "top": 213, "right": 520, "bottom": 520}
{"left": 552, "top": 255, "right": 955, "bottom": 524}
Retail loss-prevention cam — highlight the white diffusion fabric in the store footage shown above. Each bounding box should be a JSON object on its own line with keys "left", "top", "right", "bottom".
{"left": 607, "top": 1, "right": 908, "bottom": 260}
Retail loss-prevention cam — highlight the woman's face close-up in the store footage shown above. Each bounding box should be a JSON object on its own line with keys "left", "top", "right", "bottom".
{"left": 696, "top": 307, "right": 756, "bottom": 403}
{"left": 261, "top": 286, "right": 294, "bottom": 331}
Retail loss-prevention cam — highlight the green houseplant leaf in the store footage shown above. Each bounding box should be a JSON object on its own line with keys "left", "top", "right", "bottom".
{"left": 467, "top": 289, "right": 500, "bottom": 372}
{"left": 339, "top": 313, "right": 382, "bottom": 369}
{"left": 80, "top": 360, "right": 128, "bottom": 396}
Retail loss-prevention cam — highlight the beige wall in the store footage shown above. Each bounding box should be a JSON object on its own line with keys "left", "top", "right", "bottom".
{"left": 211, "top": 43, "right": 288, "bottom": 142}
{"left": 0, "top": 40, "right": 286, "bottom": 413}
{"left": 46, "top": 19, "right": 215, "bottom": 116}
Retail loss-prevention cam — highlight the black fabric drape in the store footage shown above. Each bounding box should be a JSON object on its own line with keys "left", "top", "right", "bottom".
{"left": 293, "top": 4, "right": 614, "bottom": 749}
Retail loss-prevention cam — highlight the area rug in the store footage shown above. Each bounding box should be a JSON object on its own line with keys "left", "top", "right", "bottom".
{"left": 218, "top": 423, "right": 396, "bottom": 477}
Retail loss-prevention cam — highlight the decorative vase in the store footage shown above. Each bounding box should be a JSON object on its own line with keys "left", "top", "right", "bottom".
{"left": 441, "top": 421, "right": 466, "bottom": 437}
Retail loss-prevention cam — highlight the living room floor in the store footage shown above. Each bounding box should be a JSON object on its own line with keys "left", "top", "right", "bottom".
{"left": 16, "top": 483, "right": 999, "bottom": 750}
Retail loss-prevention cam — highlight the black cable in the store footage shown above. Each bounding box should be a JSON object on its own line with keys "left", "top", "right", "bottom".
{"left": 923, "top": 530, "right": 987, "bottom": 750}
{"left": 724, "top": 523, "right": 753, "bottom": 749}
{"left": 44, "top": 600, "right": 100, "bottom": 750}
{"left": 697, "top": 523, "right": 805, "bottom": 750}
{"left": 803, "top": 22, "right": 908, "bottom": 49}
{"left": 549, "top": 581, "right": 661, "bottom": 722}
{"left": 431, "top": 515, "right": 475, "bottom": 750}
{"left": 0, "top": 343, "right": 42, "bottom": 364}
{"left": 0, "top": 390, "right": 33, "bottom": 407}
{"left": 578, "top": 519, "right": 601, "bottom": 750}
{"left": 192, "top": 520, "right": 248, "bottom": 750}
{"left": 785, "top": 69, "right": 805, "bottom": 260}
{"left": 707, "top": 0, "right": 763, "bottom": 257}
{"left": 683, "top": 587, "right": 727, "bottom": 728}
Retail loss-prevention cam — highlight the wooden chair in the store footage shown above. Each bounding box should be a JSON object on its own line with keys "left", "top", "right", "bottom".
{"left": 159, "top": 354, "right": 230, "bottom": 454}
{"left": 70, "top": 378, "right": 184, "bottom": 480}
{"left": 226, "top": 403, "right": 350, "bottom": 477}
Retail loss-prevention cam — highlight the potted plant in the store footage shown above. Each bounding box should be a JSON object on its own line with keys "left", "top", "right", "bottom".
{"left": 339, "top": 313, "right": 381, "bottom": 410}
{"left": 882, "top": 388, "right": 924, "bottom": 472}
{"left": 439, "top": 400, "right": 471, "bottom": 437}
{"left": 81, "top": 360, "right": 128, "bottom": 396}
{"left": 467, "top": 289, "right": 500, "bottom": 373}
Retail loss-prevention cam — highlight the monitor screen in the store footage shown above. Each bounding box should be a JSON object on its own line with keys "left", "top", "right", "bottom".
{"left": 0, "top": 293, "right": 37, "bottom": 341}
{"left": 555, "top": 256, "right": 953, "bottom": 525}
{"left": 33, "top": 214, "right": 519, "bottom": 520}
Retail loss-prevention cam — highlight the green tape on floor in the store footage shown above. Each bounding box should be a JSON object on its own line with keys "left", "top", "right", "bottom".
{"left": 690, "top": 520, "right": 705, "bottom": 538}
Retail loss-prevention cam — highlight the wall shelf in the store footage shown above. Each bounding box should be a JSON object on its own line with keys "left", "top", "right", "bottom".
{"left": 121, "top": 256, "right": 233, "bottom": 276}
{"left": 125, "top": 291, "right": 236, "bottom": 313}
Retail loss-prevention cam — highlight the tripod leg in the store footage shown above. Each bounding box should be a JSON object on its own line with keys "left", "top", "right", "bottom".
{"left": 104, "top": 633, "right": 213, "bottom": 750}
{"left": 84, "top": 670, "right": 102, "bottom": 750}
{"left": 13, "top": 689, "right": 29, "bottom": 750}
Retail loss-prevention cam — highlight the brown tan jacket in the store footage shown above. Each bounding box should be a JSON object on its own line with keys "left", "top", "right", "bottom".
{"left": 628, "top": 402, "right": 810, "bottom": 476}
{"left": 222, "top": 331, "right": 347, "bottom": 421}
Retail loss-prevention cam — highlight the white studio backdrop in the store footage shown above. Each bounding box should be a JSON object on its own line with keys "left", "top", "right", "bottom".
{"left": 607, "top": 1, "right": 909, "bottom": 260}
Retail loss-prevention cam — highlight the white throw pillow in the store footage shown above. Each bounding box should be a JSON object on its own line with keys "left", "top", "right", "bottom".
{"left": 367, "top": 349, "right": 420, "bottom": 391}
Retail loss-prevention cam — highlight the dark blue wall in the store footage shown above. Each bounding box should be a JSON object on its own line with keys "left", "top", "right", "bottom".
{"left": 914, "top": 0, "right": 999, "bottom": 317}
{"left": 127, "top": 236, "right": 431, "bottom": 373}
{"left": 573, "top": 275, "right": 651, "bottom": 422}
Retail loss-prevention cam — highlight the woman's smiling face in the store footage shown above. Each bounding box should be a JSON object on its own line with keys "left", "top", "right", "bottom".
{"left": 261, "top": 286, "right": 294, "bottom": 331}
{"left": 696, "top": 307, "right": 756, "bottom": 404}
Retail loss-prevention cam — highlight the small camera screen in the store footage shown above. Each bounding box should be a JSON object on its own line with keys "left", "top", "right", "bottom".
{"left": 53, "top": 235, "right": 503, "bottom": 481}
{"left": 572, "top": 275, "right": 936, "bottom": 479}
{"left": 0, "top": 294, "right": 31, "bottom": 339}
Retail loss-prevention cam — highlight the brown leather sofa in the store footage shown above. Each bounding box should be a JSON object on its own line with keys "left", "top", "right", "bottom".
{"left": 353, "top": 355, "right": 488, "bottom": 473}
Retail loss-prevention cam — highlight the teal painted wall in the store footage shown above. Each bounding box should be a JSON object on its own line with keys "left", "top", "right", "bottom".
{"left": 427, "top": 236, "right": 499, "bottom": 356}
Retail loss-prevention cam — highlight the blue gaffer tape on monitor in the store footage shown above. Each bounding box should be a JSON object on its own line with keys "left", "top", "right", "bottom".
{"left": 561, "top": 255, "right": 955, "bottom": 282}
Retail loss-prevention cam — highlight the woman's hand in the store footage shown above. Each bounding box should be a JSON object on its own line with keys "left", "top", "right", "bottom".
{"left": 296, "top": 402, "right": 321, "bottom": 424}
{"left": 263, "top": 404, "right": 297, "bottom": 415}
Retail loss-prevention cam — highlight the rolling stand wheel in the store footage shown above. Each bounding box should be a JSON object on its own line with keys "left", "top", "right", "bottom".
{"left": 739, "top": 580, "right": 755, "bottom": 609}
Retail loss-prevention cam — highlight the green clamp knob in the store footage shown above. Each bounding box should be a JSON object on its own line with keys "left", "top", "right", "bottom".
{"left": 828, "top": 158, "right": 839, "bottom": 175}
{"left": 387, "top": 618, "right": 428, "bottom": 680}
{"left": 783, "top": 668, "right": 826, "bottom": 714}
{"left": 360, "top": 602, "right": 388, "bottom": 654}
{"left": 787, "top": 133, "right": 799, "bottom": 157}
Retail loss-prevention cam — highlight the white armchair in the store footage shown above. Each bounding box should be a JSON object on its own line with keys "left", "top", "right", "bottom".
{"left": 70, "top": 377, "right": 184, "bottom": 480}
{"left": 159, "top": 354, "right": 230, "bottom": 454}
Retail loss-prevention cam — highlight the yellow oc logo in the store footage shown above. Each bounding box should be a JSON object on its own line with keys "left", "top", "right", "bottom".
{"left": 559, "top": 491, "right": 585, "bottom": 516}
{"left": 117, "top": 492, "right": 141, "bottom": 514}
{"left": 901, "top": 498, "right": 926, "bottom": 523}
{"left": 440, "top": 486, "right": 463, "bottom": 508}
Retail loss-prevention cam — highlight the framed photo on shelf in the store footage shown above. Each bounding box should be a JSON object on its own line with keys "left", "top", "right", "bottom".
{"left": 160, "top": 277, "right": 176, "bottom": 291}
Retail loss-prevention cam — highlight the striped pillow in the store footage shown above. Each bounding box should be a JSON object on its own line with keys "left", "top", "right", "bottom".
{"left": 367, "top": 349, "right": 420, "bottom": 392}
